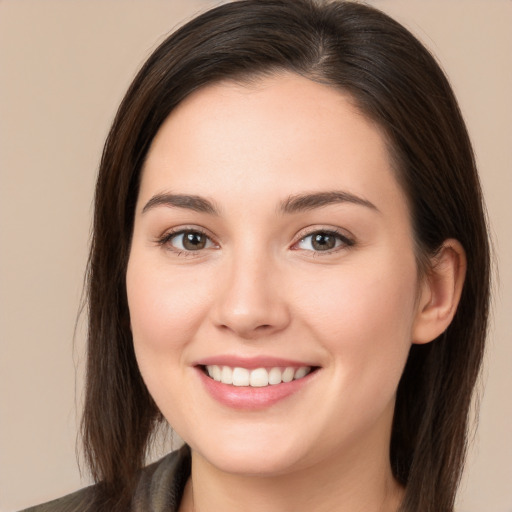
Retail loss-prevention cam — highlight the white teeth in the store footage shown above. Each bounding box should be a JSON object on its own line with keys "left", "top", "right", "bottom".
{"left": 232, "top": 367, "right": 250, "bottom": 386}
{"left": 250, "top": 368, "right": 269, "bottom": 387}
{"left": 268, "top": 367, "right": 282, "bottom": 385}
{"left": 212, "top": 365, "right": 222, "bottom": 382}
{"left": 282, "top": 367, "right": 295, "bottom": 383}
{"left": 221, "top": 366, "right": 233, "bottom": 385}
{"left": 294, "top": 367, "right": 308, "bottom": 380}
{"left": 205, "top": 365, "right": 312, "bottom": 387}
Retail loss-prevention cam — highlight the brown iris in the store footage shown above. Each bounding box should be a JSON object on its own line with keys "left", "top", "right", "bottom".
{"left": 311, "top": 232, "right": 337, "bottom": 251}
{"left": 182, "top": 231, "right": 208, "bottom": 250}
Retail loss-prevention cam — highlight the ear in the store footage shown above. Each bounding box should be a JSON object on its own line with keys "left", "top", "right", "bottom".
{"left": 412, "top": 239, "right": 467, "bottom": 344}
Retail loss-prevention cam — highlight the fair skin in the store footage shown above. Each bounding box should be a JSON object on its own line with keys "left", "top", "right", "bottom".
{"left": 126, "top": 73, "right": 465, "bottom": 512}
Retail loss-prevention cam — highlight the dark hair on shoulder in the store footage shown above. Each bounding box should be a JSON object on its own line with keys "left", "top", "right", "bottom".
{"left": 81, "top": 1, "right": 490, "bottom": 510}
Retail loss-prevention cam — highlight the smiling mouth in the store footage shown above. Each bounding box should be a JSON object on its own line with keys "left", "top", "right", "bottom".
{"left": 202, "top": 365, "right": 315, "bottom": 388}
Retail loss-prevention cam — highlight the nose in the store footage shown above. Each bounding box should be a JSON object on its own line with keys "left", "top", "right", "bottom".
{"left": 211, "top": 250, "right": 291, "bottom": 340}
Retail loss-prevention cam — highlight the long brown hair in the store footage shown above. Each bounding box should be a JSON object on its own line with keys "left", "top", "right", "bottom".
{"left": 82, "top": 1, "right": 490, "bottom": 510}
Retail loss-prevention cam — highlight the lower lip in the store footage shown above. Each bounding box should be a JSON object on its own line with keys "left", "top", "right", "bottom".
{"left": 197, "top": 368, "right": 316, "bottom": 410}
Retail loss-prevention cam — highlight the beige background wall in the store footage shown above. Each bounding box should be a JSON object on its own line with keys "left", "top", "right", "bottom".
{"left": 1, "top": 1, "right": 510, "bottom": 511}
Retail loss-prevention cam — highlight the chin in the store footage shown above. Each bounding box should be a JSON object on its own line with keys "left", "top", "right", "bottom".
{"left": 203, "top": 449, "right": 303, "bottom": 477}
{"left": 187, "top": 428, "right": 310, "bottom": 477}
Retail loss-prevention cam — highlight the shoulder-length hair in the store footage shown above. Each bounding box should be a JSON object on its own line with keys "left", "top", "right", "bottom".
{"left": 82, "top": 1, "right": 490, "bottom": 510}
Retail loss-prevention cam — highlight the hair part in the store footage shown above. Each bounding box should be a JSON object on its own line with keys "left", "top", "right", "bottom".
{"left": 81, "top": 1, "right": 490, "bottom": 510}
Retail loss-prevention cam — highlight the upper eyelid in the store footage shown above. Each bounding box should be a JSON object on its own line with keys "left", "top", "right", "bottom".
{"left": 294, "top": 226, "right": 354, "bottom": 242}
{"left": 160, "top": 225, "right": 215, "bottom": 240}
{"left": 156, "top": 226, "right": 218, "bottom": 249}
{"left": 291, "top": 228, "right": 355, "bottom": 253}
{"left": 156, "top": 225, "right": 354, "bottom": 250}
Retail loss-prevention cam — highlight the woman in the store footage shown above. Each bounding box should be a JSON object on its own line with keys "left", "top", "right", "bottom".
{"left": 22, "top": 0, "right": 490, "bottom": 511}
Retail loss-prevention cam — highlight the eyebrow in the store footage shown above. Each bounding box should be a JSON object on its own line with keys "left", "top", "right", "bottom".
{"left": 142, "top": 193, "right": 220, "bottom": 215}
{"left": 141, "top": 190, "right": 378, "bottom": 216}
{"left": 279, "top": 191, "right": 379, "bottom": 214}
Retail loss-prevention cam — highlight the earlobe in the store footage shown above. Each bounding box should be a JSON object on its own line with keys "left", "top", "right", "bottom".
{"left": 412, "top": 239, "right": 467, "bottom": 344}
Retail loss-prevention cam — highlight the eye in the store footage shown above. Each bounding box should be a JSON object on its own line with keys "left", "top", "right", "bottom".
{"left": 160, "top": 229, "right": 215, "bottom": 252}
{"left": 295, "top": 230, "right": 353, "bottom": 252}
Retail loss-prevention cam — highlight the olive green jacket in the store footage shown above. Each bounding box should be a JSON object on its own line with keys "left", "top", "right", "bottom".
{"left": 20, "top": 445, "right": 191, "bottom": 512}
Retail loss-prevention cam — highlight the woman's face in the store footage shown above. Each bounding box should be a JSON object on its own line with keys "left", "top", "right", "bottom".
{"left": 127, "top": 73, "right": 426, "bottom": 476}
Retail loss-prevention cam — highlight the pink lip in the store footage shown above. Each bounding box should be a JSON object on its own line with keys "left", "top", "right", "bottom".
{"left": 193, "top": 355, "right": 314, "bottom": 369}
{"left": 194, "top": 365, "right": 318, "bottom": 410}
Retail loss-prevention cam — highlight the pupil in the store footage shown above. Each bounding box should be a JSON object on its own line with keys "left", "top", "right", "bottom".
{"left": 183, "top": 232, "right": 206, "bottom": 250}
{"left": 312, "top": 233, "right": 335, "bottom": 251}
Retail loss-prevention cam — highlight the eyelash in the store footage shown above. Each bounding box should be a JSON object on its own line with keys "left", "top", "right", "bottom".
{"left": 156, "top": 227, "right": 355, "bottom": 256}
{"left": 293, "top": 228, "right": 355, "bottom": 256}
{"left": 156, "top": 227, "right": 216, "bottom": 257}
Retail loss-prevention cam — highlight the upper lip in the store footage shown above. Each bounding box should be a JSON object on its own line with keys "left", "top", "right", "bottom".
{"left": 193, "top": 355, "right": 317, "bottom": 369}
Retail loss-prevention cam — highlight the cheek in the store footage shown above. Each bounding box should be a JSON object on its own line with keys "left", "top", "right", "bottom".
{"left": 295, "top": 255, "right": 418, "bottom": 391}
{"left": 125, "top": 255, "right": 217, "bottom": 431}
{"left": 127, "top": 258, "right": 209, "bottom": 351}
{"left": 298, "top": 254, "right": 417, "bottom": 330}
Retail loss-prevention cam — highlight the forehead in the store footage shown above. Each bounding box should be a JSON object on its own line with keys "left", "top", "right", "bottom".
{"left": 140, "top": 72, "right": 406, "bottom": 218}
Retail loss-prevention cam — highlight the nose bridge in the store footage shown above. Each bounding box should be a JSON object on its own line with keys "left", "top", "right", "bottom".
{"left": 212, "top": 240, "right": 289, "bottom": 338}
